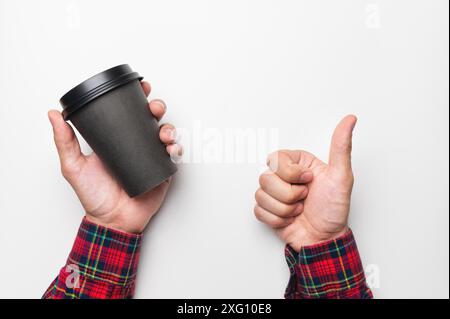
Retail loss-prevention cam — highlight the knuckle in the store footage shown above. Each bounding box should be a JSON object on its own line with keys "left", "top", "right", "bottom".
{"left": 60, "top": 160, "right": 80, "bottom": 180}
{"left": 341, "top": 170, "right": 354, "bottom": 183}
{"left": 259, "top": 173, "right": 270, "bottom": 188}
{"left": 268, "top": 150, "right": 281, "bottom": 160}
{"left": 60, "top": 164, "right": 72, "bottom": 178}
{"left": 254, "top": 189, "right": 262, "bottom": 203}
{"left": 253, "top": 206, "right": 263, "bottom": 221}
{"left": 267, "top": 151, "right": 281, "bottom": 171}
{"left": 348, "top": 173, "right": 355, "bottom": 188}
{"left": 348, "top": 171, "right": 355, "bottom": 183}
{"left": 60, "top": 167, "right": 69, "bottom": 179}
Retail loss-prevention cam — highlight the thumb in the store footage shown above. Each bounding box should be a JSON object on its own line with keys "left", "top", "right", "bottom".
{"left": 328, "top": 115, "right": 357, "bottom": 172}
{"left": 48, "top": 110, "right": 83, "bottom": 172}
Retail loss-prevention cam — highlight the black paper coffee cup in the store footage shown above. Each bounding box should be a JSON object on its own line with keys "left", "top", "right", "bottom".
{"left": 60, "top": 64, "right": 177, "bottom": 197}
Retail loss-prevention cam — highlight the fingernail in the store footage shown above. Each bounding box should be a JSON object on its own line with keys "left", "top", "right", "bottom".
{"left": 300, "top": 171, "right": 313, "bottom": 182}
{"left": 164, "top": 128, "right": 177, "bottom": 141}
{"left": 302, "top": 188, "right": 309, "bottom": 197}
{"left": 171, "top": 128, "right": 178, "bottom": 141}
{"left": 350, "top": 116, "right": 357, "bottom": 131}
{"left": 155, "top": 100, "right": 166, "bottom": 111}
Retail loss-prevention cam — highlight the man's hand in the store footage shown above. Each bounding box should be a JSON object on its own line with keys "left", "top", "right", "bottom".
{"left": 48, "top": 81, "right": 181, "bottom": 234}
{"left": 254, "top": 115, "right": 357, "bottom": 251}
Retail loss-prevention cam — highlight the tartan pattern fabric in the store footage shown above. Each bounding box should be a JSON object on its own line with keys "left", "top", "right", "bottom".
{"left": 43, "top": 217, "right": 142, "bottom": 299}
{"left": 285, "top": 229, "right": 373, "bottom": 299}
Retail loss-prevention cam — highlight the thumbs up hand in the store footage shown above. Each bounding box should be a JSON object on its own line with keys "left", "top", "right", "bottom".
{"left": 254, "top": 115, "right": 357, "bottom": 251}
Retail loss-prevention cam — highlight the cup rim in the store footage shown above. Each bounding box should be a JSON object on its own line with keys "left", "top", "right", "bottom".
{"left": 60, "top": 64, "right": 143, "bottom": 120}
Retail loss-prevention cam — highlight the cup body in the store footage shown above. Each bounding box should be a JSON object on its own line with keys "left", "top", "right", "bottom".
{"left": 60, "top": 66, "right": 177, "bottom": 197}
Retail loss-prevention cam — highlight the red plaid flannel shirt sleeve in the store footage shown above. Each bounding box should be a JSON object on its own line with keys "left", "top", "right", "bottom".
{"left": 43, "top": 217, "right": 142, "bottom": 299}
{"left": 284, "top": 229, "right": 373, "bottom": 299}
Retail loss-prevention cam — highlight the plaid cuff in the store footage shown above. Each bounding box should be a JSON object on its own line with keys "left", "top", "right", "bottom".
{"left": 285, "top": 229, "right": 373, "bottom": 299}
{"left": 43, "top": 217, "right": 142, "bottom": 299}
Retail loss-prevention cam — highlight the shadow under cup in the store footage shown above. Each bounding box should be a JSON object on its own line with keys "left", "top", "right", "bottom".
{"left": 60, "top": 64, "right": 177, "bottom": 197}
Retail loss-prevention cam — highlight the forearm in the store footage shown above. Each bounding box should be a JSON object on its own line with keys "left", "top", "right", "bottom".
{"left": 43, "top": 217, "right": 142, "bottom": 299}
{"left": 284, "top": 229, "right": 372, "bottom": 299}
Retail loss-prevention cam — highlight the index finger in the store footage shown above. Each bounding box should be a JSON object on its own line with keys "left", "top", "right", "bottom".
{"left": 267, "top": 151, "right": 313, "bottom": 184}
{"left": 141, "top": 81, "right": 151, "bottom": 97}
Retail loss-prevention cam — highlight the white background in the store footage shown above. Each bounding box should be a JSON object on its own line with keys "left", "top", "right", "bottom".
{"left": 0, "top": 0, "right": 448, "bottom": 298}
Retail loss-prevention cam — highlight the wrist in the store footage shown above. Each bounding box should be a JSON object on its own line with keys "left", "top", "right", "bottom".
{"left": 317, "top": 226, "right": 350, "bottom": 244}
{"left": 289, "top": 226, "right": 350, "bottom": 252}
{"left": 85, "top": 214, "right": 145, "bottom": 235}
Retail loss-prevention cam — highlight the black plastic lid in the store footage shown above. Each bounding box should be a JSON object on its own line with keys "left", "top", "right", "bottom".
{"left": 60, "top": 64, "right": 143, "bottom": 120}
